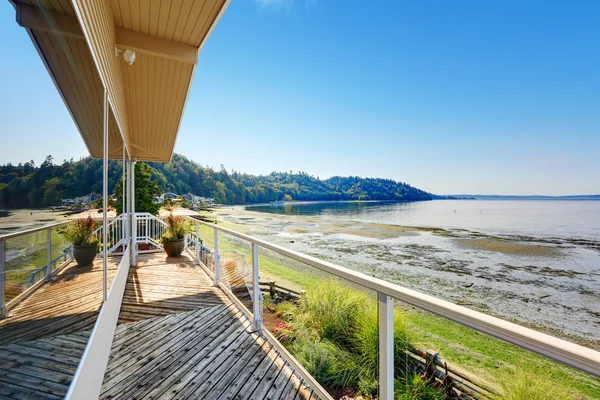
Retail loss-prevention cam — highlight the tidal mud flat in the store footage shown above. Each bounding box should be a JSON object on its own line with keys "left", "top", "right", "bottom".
{"left": 216, "top": 205, "right": 600, "bottom": 349}
{"left": 0, "top": 209, "right": 70, "bottom": 235}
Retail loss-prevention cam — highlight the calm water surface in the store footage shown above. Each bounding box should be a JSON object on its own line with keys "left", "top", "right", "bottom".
{"left": 249, "top": 200, "right": 600, "bottom": 240}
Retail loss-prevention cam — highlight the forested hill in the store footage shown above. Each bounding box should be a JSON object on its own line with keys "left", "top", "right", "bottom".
{"left": 0, "top": 153, "right": 432, "bottom": 208}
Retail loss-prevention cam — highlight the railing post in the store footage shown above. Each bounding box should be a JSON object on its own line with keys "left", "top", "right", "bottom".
{"left": 131, "top": 160, "right": 136, "bottom": 266}
{"left": 122, "top": 145, "right": 126, "bottom": 246}
{"left": 102, "top": 88, "right": 109, "bottom": 303}
{"left": 195, "top": 223, "right": 200, "bottom": 264}
{"left": 213, "top": 227, "right": 220, "bottom": 285}
{"left": 125, "top": 161, "right": 130, "bottom": 255}
{"left": 379, "top": 292, "right": 394, "bottom": 400}
{"left": 0, "top": 239, "right": 6, "bottom": 318}
{"left": 46, "top": 227, "right": 52, "bottom": 277}
{"left": 250, "top": 243, "right": 261, "bottom": 332}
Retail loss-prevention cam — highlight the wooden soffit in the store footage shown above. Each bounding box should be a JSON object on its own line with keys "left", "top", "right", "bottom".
{"left": 12, "top": 0, "right": 229, "bottom": 162}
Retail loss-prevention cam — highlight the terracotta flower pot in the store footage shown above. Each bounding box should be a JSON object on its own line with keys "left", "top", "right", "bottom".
{"left": 163, "top": 239, "right": 185, "bottom": 257}
{"left": 73, "top": 245, "right": 98, "bottom": 266}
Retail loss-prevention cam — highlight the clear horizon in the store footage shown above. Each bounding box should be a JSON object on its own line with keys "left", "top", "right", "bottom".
{"left": 1, "top": 1, "right": 599, "bottom": 196}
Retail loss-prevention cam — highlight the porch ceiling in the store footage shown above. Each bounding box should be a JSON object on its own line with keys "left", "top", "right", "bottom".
{"left": 11, "top": 0, "right": 229, "bottom": 162}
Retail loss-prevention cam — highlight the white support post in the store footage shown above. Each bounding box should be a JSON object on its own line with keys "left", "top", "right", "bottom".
{"left": 122, "top": 145, "right": 126, "bottom": 245}
{"left": 379, "top": 293, "right": 394, "bottom": 400}
{"left": 213, "top": 227, "right": 219, "bottom": 285}
{"left": 46, "top": 227, "right": 52, "bottom": 277}
{"left": 125, "top": 160, "right": 130, "bottom": 252}
{"left": 131, "top": 160, "right": 136, "bottom": 266}
{"left": 250, "top": 243, "right": 261, "bottom": 332}
{"left": 0, "top": 239, "right": 6, "bottom": 318}
{"left": 102, "top": 89, "right": 109, "bottom": 303}
{"left": 195, "top": 223, "right": 200, "bottom": 264}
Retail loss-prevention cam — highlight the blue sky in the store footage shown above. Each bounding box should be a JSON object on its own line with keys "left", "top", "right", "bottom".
{"left": 1, "top": 0, "right": 599, "bottom": 195}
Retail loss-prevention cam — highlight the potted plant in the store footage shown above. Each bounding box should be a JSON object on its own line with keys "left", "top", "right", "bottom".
{"left": 160, "top": 214, "right": 191, "bottom": 257}
{"left": 62, "top": 216, "right": 101, "bottom": 266}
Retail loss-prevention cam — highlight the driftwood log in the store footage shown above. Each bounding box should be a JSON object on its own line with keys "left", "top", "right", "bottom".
{"left": 260, "top": 281, "right": 303, "bottom": 300}
{"left": 409, "top": 349, "right": 501, "bottom": 399}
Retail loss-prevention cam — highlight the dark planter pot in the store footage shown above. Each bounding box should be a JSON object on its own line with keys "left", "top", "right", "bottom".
{"left": 73, "top": 245, "right": 98, "bottom": 266}
{"left": 163, "top": 239, "right": 185, "bottom": 257}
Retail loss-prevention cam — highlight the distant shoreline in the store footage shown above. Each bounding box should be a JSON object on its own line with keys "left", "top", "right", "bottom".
{"left": 445, "top": 195, "right": 600, "bottom": 200}
{"left": 242, "top": 197, "right": 600, "bottom": 208}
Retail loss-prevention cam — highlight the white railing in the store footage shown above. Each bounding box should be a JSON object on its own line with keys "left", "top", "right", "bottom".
{"left": 0, "top": 221, "right": 73, "bottom": 316}
{"left": 92, "top": 215, "right": 124, "bottom": 255}
{"left": 25, "top": 245, "right": 73, "bottom": 288}
{"left": 134, "top": 212, "right": 167, "bottom": 251}
{"left": 219, "top": 249, "right": 263, "bottom": 320}
{"left": 65, "top": 240, "right": 131, "bottom": 399}
{"left": 91, "top": 213, "right": 168, "bottom": 257}
{"left": 187, "top": 241, "right": 264, "bottom": 323}
{"left": 221, "top": 250, "right": 252, "bottom": 290}
{"left": 185, "top": 217, "right": 600, "bottom": 400}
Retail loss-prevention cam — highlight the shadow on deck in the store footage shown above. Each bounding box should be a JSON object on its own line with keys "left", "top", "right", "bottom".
{"left": 0, "top": 253, "right": 313, "bottom": 400}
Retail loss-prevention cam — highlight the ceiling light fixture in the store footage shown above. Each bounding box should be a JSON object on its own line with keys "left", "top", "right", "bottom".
{"left": 114, "top": 47, "right": 136, "bottom": 65}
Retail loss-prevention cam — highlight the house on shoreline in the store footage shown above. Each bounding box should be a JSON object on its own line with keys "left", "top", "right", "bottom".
{"left": 183, "top": 192, "right": 215, "bottom": 208}
{"left": 60, "top": 192, "right": 100, "bottom": 206}
{"left": 155, "top": 192, "right": 178, "bottom": 204}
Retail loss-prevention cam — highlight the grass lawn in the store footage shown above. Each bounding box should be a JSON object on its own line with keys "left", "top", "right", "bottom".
{"left": 407, "top": 310, "right": 600, "bottom": 398}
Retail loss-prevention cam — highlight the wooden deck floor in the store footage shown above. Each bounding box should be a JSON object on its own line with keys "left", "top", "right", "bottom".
{"left": 0, "top": 253, "right": 314, "bottom": 400}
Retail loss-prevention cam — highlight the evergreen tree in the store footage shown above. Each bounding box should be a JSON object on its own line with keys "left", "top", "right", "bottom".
{"left": 114, "top": 163, "right": 161, "bottom": 215}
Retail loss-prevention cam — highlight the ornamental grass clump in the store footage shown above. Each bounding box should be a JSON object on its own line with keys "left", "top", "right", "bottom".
{"left": 160, "top": 214, "right": 191, "bottom": 244}
{"left": 276, "top": 278, "right": 413, "bottom": 396}
{"left": 61, "top": 216, "right": 100, "bottom": 250}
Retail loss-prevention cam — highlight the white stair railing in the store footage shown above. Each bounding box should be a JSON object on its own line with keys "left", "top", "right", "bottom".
{"left": 92, "top": 213, "right": 168, "bottom": 256}
{"left": 134, "top": 213, "right": 168, "bottom": 250}
{"left": 91, "top": 215, "right": 124, "bottom": 255}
